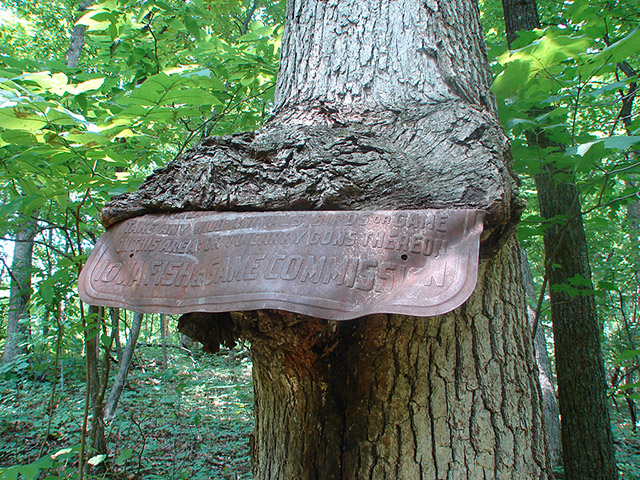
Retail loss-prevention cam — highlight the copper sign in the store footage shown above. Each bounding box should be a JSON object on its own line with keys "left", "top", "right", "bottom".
{"left": 78, "top": 210, "right": 484, "bottom": 320}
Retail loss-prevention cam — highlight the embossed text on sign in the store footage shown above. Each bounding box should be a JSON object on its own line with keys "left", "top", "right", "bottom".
{"left": 78, "top": 210, "right": 484, "bottom": 320}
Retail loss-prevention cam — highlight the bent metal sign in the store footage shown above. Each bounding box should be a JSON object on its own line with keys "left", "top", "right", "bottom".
{"left": 78, "top": 209, "right": 484, "bottom": 320}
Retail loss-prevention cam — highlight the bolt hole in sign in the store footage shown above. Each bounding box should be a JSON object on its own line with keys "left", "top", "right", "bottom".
{"left": 79, "top": 209, "right": 484, "bottom": 320}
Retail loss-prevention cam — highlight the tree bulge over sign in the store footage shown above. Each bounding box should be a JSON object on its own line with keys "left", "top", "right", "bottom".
{"left": 99, "top": 0, "right": 550, "bottom": 478}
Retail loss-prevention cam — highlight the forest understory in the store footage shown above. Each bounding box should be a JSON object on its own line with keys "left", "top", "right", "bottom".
{"left": 0, "top": 341, "right": 254, "bottom": 480}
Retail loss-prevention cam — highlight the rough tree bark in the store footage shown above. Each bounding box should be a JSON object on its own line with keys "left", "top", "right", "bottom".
{"left": 2, "top": 219, "right": 37, "bottom": 365}
{"left": 101, "top": 0, "right": 550, "bottom": 477}
{"left": 501, "top": 0, "right": 618, "bottom": 478}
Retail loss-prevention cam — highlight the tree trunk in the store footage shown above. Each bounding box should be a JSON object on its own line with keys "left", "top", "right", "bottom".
{"left": 501, "top": 1, "right": 618, "bottom": 478}
{"left": 2, "top": 218, "right": 37, "bottom": 365}
{"left": 87, "top": 307, "right": 108, "bottom": 456}
{"left": 160, "top": 314, "right": 168, "bottom": 369}
{"left": 535, "top": 173, "right": 617, "bottom": 479}
{"left": 227, "top": 238, "right": 546, "bottom": 479}
{"left": 102, "top": 0, "right": 550, "bottom": 477}
{"left": 104, "top": 312, "right": 143, "bottom": 421}
{"left": 65, "top": 0, "right": 93, "bottom": 68}
{"left": 501, "top": 0, "right": 540, "bottom": 46}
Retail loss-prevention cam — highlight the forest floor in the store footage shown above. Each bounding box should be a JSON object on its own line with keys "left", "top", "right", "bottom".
{"left": 0, "top": 344, "right": 253, "bottom": 479}
{"left": 2, "top": 343, "right": 640, "bottom": 479}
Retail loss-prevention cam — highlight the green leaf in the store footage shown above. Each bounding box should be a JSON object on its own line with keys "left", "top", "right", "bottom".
{"left": 40, "top": 282, "right": 54, "bottom": 303}
{"left": 68, "top": 77, "right": 105, "bottom": 94}
{"left": 18, "top": 456, "right": 52, "bottom": 480}
{"left": 162, "top": 87, "right": 222, "bottom": 106}
{"left": 491, "top": 59, "right": 536, "bottom": 98}
{"left": 76, "top": 7, "right": 112, "bottom": 31}
{"left": 0, "top": 466, "right": 19, "bottom": 480}
{"left": 0, "top": 109, "right": 47, "bottom": 131}
{"left": 239, "top": 32, "right": 260, "bottom": 42}
{"left": 18, "top": 464, "right": 40, "bottom": 480}
{"left": 567, "top": 136, "right": 640, "bottom": 157}
{"left": 184, "top": 16, "right": 201, "bottom": 41}
{"left": 603, "top": 136, "right": 640, "bottom": 151}
{"left": 597, "top": 281, "right": 617, "bottom": 291}
{"left": 115, "top": 448, "right": 133, "bottom": 466}
{"left": 23, "top": 71, "right": 68, "bottom": 93}
{"left": 66, "top": 130, "right": 109, "bottom": 146}
{"left": 51, "top": 448, "right": 74, "bottom": 459}
{"left": 617, "top": 349, "right": 640, "bottom": 361}
{"left": 566, "top": 274, "right": 592, "bottom": 287}
{"left": 0, "top": 129, "right": 38, "bottom": 145}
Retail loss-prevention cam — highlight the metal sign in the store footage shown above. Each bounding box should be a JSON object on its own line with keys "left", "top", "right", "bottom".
{"left": 78, "top": 209, "right": 484, "bottom": 320}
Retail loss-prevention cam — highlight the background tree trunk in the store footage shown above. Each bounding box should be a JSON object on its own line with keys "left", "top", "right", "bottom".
{"left": 501, "top": 0, "right": 618, "bottom": 477}
{"left": 103, "top": 0, "right": 549, "bottom": 477}
{"left": 160, "top": 314, "right": 168, "bottom": 370}
{"left": 65, "top": 0, "right": 93, "bottom": 68}
{"left": 104, "top": 312, "right": 143, "bottom": 422}
{"left": 521, "top": 250, "right": 562, "bottom": 468}
{"left": 2, "top": 218, "right": 37, "bottom": 365}
{"left": 535, "top": 172, "right": 617, "bottom": 479}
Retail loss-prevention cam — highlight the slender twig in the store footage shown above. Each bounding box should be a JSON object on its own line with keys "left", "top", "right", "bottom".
{"left": 532, "top": 273, "right": 548, "bottom": 338}
{"left": 0, "top": 256, "right": 20, "bottom": 286}
{"left": 241, "top": 0, "right": 259, "bottom": 35}
{"left": 172, "top": 82, "right": 275, "bottom": 160}
{"left": 145, "top": 15, "right": 161, "bottom": 75}
{"left": 38, "top": 310, "right": 63, "bottom": 458}
{"left": 130, "top": 413, "right": 147, "bottom": 478}
{"left": 594, "top": 160, "right": 640, "bottom": 177}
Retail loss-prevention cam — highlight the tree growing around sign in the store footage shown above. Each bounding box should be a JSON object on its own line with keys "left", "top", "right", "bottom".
{"left": 102, "top": 0, "right": 551, "bottom": 477}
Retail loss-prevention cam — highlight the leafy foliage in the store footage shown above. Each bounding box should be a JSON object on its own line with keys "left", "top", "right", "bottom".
{"left": 0, "top": 0, "right": 282, "bottom": 377}
{"left": 0, "top": 0, "right": 282, "bottom": 476}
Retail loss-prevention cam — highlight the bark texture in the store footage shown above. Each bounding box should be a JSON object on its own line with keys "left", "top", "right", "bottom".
{"left": 182, "top": 238, "right": 548, "bottom": 479}
{"left": 101, "top": 0, "right": 550, "bottom": 477}
{"left": 2, "top": 219, "right": 37, "bottom": 365}
{"left": 501, "top": 0, "right": 541, "bottom": 46}
{"left": 65, "top": 0, "right": 93, "bottom": 68}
